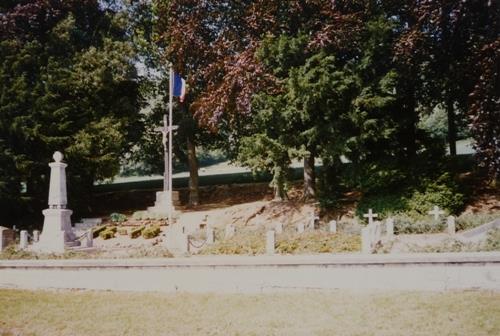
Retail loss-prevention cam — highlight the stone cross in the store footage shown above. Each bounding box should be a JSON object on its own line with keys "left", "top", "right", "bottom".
{"left": 428, "top": 206, "right": 445, "bottom": 221}
{"left": 266, "top": 230, "right": 275, "bottom": 255}
{"left": 155, "top": 114, "right": 179, "bottom": 193}
{"left": 363, "top": 209, "right": 378, "bottom": 226}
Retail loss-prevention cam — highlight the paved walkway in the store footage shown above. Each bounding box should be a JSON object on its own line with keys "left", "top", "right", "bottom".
{"left": 1, "top": 252, "right": 499, "bottom": 293}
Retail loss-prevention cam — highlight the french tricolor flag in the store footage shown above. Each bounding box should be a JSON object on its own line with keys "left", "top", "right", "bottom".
{"left": 172, "top": 72, "right": 186, "bottom": 103}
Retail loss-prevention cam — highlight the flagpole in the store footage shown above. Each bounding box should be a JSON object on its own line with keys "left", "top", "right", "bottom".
{"left": 168, "top": 64, "right": 174, "bottom": 226}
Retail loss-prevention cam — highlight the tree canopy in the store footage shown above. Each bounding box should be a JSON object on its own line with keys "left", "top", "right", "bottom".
{"left": 0, "top": 0, "right": 143, "bottom": 224}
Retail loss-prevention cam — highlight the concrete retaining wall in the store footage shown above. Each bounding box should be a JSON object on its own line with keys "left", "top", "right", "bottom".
{"left": 1, "top": 253, "right": 499, "bottom": 293}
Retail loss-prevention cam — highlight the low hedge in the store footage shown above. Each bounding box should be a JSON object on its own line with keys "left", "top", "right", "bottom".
{"left": 130, "top": 226, "right": 145, "bottom": 239}
{"left": 142, "top": 226, "right": 161, "bottom": 239}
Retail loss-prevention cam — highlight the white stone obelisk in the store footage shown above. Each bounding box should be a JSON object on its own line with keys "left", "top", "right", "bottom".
{"left": 36, "top": 151, "right": 77, "bottom": 253}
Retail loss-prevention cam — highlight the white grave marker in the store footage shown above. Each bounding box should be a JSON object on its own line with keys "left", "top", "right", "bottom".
{"left": 297, "top": 222, "right": 305, "bottom": 234}
{"left": 361, "top": 226, "right": 372, "bottom": 253}
{"left": 275, "top": 222, "right": 283, "bottom": 234}
{"left": 33, "top": 230, "right": 40, "bottom": 242}
{"left": 363, "top": 209, "right": 378, "bottom": 225}
{"left": 20, "top": 230, "right": 28, "bottom": 249}
{"left": 225, "top": 224, "right": 235, "bottom": 239}
{"left": 386, "top": 218, "right": 394, "bottom": 237}
{"left": 447, "top": 216, "right": 456, "bottom": 235}
{"left": 266, "top": 230, "right": 275, "bottom": 255}
{"left": 206, "top": 227, "right": 215, "bottom": 244}
{"left": 428, "top": 206, "right": 445, "bottom": 221}
{"left": 329, "top": 220, "right": 337, "bottom": 233}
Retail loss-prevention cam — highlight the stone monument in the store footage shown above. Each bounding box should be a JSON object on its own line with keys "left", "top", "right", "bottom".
{"left": 35, "top": 151, "right": 78, "bottom": 253}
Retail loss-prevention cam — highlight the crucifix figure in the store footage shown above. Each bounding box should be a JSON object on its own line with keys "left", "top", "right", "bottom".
{"left": 428, "top": 206, "right": 445, "bottom": 221}
{"left": 363, "top": 208, "right": 378, "bottom": 226}
{"left": 155, "top": 114, "right": 178, "bottom": 193}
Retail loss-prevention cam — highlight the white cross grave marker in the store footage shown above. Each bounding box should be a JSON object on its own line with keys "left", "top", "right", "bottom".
{"left": 363, "top": 209, "right": 378, "bottom": 225}
{"left": 428, "top": 206, "right": 445, "bottom": 221}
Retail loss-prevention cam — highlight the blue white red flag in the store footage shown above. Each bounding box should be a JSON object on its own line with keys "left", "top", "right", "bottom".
{"left": 173, "top": 73, "right": 186, "bottom": 102}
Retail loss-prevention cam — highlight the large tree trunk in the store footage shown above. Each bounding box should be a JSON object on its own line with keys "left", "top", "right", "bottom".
{"left": 446, "top": 97, "right": 457, "bottom": 157}
{"left": 303, "top": 152, "right": 316, "bottom": 201}
{"left": 186, "top": 136, "right": 199, "bottom": 207}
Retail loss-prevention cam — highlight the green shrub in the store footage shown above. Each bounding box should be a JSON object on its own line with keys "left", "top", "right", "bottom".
{"left": 456, "top": 212, "right": 500, "bottom": 232}
{"left": 130, "top": 226, "right": 145, "bottom": 239}
{"left": 484, "top": 229, "right": 500, "bottom": 251}
{"left": 406, "top": 173, "right": 465, "bottom": 215}
{"left": 132, "top": 211, "right": 149, "bottom": 220}
{"left": 142, "top": 226, "right": 161, "bottom": 239}
{"left": 276, "top": 231, "right": 360, "bottom": 254}
{"left": 92, "top": 225, "right": 107, "bottom": 238}
{"left": 199, "top": 229, "right": 266, "bottom": 255}
{"left": 392, "top": 213, "right": 446, "bottom": 234}
{"left": 359, "top": 167, "right": 407, "bottom": 194}
{"left": 356, "top": 192, "right": 408, "bottom": 218}
{"left": 117, "top": 228, "right": 128, "bottom": 235}
{"left": 99, "top": 228, "right": 116, "bottom": 240}
{"left": 110, "top": 213, "right": 127, "bottom": 223}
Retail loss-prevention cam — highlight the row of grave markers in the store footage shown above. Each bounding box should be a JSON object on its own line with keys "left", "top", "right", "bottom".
{"left": 361, "top": 206, "right": 457, "bottom": 253}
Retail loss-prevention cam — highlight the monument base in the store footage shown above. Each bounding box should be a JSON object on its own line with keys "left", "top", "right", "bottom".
{"left": 147, "top": 191, "right": 180, "bottom": 221}
{"left": 34, "top": 208, "right": 79, "bottom": 253}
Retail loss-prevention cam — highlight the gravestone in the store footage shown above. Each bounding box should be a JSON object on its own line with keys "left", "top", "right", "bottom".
{"left": 361, "top": 226, "right": 372, "bottom": 253}
{"left": 164, "top": 225, "right": 189, "bottom": 254}
{"left": 35, "top": 152, "right": 78, "bottom": 253}
{"left": 33, "top": 230, "right": 40, "bottom": 242}
{"left": 297, "top": 222, "right": 305, "bottom": 234}
{"left": 329, "top": 220, "right": 337, "bottom": 233}
{"left": 309, "top": 213, "right": 319, "bottom": 230}
{"left": 428, "top": 206, "right": 445, "bottom": 221}
{"left": 363, "top": 209, "right": 378, "bottom": 225}
{"left": 206, "top": 227, "right": 215, "bottom": 245}
{"left": 373, "top": 221, "right": 382, "bottom": 245}
{"left": 20, "top": 230, "right": 28, "bottom": 249}
{"left": 266, "top": 230, "right": 275, "bottom": 255}
{"left": 447, "top": 216, "right": 456, "bottom": 235}
{"left": 0, "top": 227, "right": 15, "bottom": 251}
{"left": 274, "top": 222, "right": 283, "bottom": 234}
{"left": 386, "top": 218, "right": 394, "bottom": 237}
{"left": 82, "top": 230, "right": 93, "bottom": 248}
{"left": 225, "top": 224, "right": 236, "bottom": 239}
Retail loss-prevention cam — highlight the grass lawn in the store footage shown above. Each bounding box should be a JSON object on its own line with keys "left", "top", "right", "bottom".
{"left": 0, "top": 289, "right": 498, "bottom": 335}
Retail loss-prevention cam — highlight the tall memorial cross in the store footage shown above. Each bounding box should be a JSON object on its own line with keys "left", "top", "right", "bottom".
{"left": 155, "top": 114, "right": 179, "bottom": 193}
{"left": 363, "top": 208, "right": 378, "bottom": 226}
{"left": 428, "top": 206, "right": 445, "bottom": 221}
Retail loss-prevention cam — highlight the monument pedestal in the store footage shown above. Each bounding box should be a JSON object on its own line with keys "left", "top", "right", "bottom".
{"left": 34, "top": 208, "right": 79, "bottom": 253}
{"left": 147, "top": 191, "right": 180, "bottom": 220}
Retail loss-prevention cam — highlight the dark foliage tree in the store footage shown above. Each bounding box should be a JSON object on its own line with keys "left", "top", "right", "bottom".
{"left": 0, "top": 0, "right": 143, "bottom": 225}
